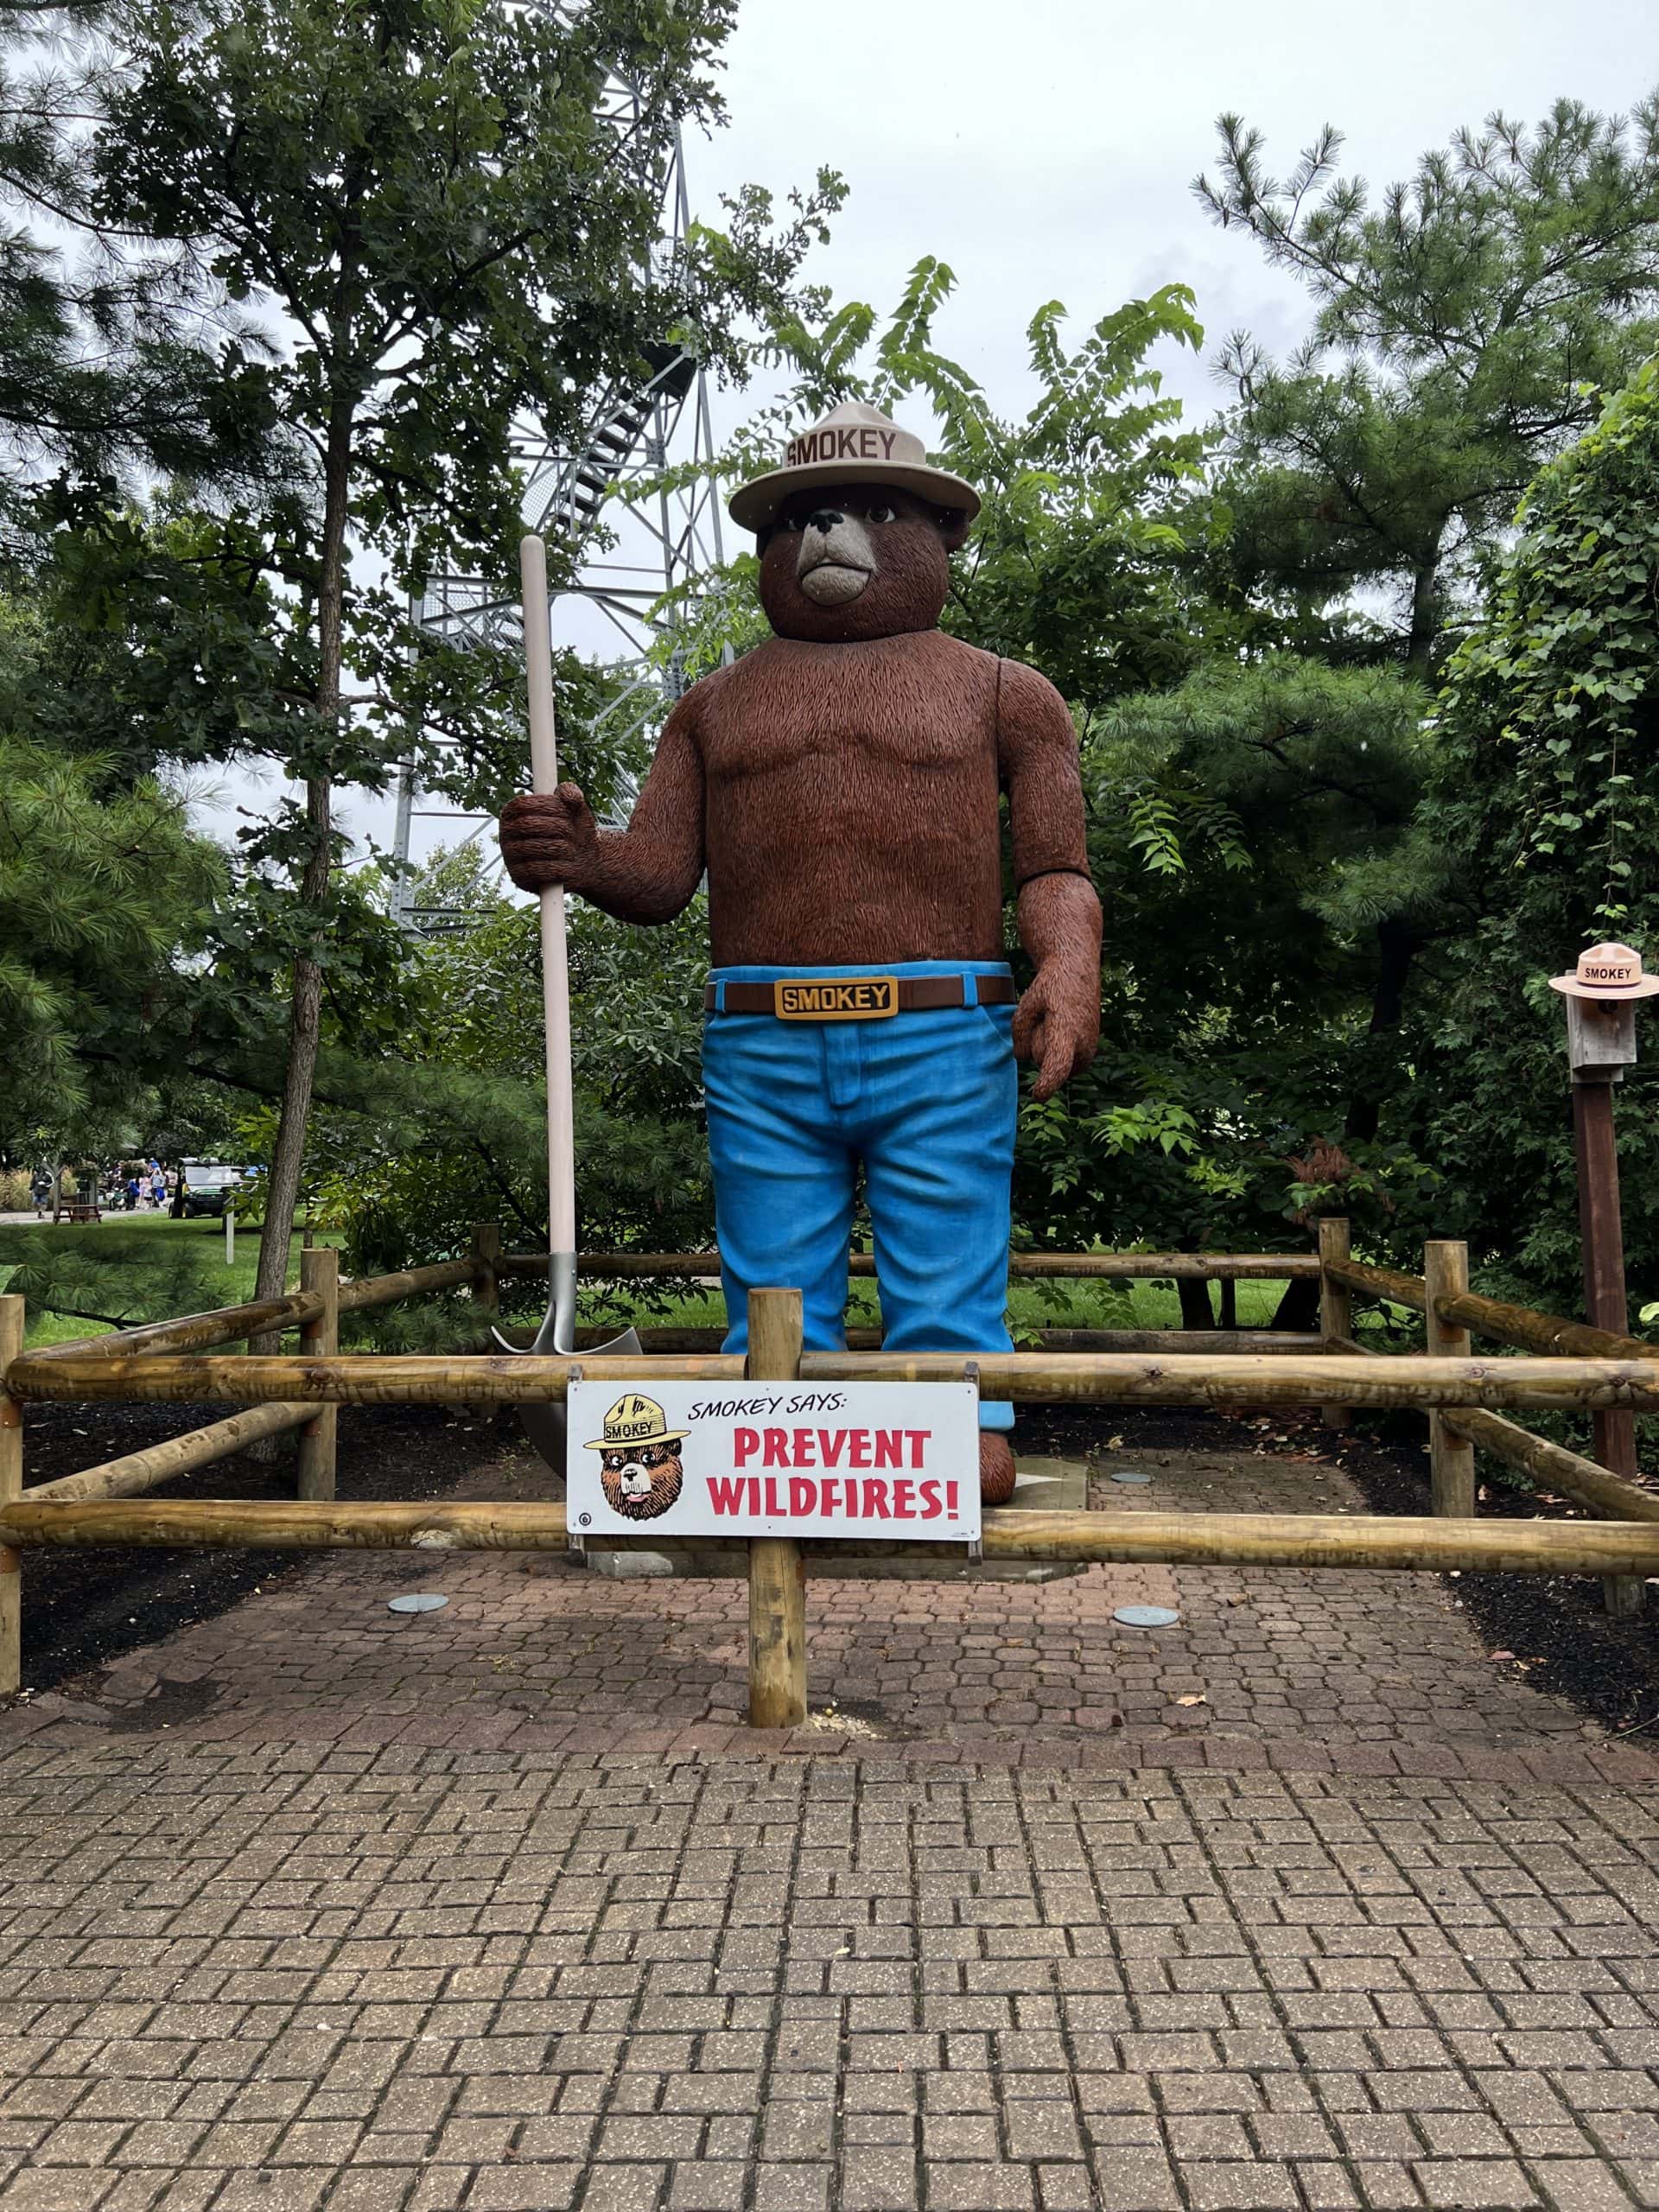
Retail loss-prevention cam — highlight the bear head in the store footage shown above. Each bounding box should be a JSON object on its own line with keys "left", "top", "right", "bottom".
{"left": 597, "top": 1438, "right": 684, "bottom": 1522}
{"left": 757, "top": 483, "right": 971, "bottom": 645}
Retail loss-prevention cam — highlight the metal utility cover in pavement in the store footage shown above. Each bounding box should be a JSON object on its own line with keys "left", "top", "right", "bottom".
{"left": 1109, "top": 1468, "right": 1154, "bottom": 1484}
{"left": 387, "top": 1593, "right": 449, "bottom": 1615}
{"left": 1113, "top": 1605, "right": 1180, "bottom": 1629}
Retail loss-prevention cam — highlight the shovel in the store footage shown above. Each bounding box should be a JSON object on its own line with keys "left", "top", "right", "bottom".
{"left": 494, "top": 533, "right": 640, "bottom": 1466}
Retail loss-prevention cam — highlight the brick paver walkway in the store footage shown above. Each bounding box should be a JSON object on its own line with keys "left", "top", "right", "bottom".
{"left": 3, "top": 1745, "right": 1659, "bottom": 2210}
{"left": 5, "top": 1425, "right": 1659, "bottom": 2208}
{"left": 8, "top": 1435, "right": 1654, "bottom": 1790}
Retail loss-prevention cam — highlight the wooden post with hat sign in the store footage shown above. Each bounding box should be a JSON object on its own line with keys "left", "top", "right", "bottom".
{"left": 1548, "top": 943, "right": 1659, "bottom": 1617}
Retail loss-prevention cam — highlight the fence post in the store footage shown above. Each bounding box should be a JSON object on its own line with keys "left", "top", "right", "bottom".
{"left": 747, "top": 1287, "right": 806, "bottom": 1729}
{"left": 0, "top": 1295, "right": 22, "bottom": 1696}
{"left": 1571, "top": 1073, "right": 1645, "bottom": 1618}
{"left": 1318, "top": 1217, "right": 1352, "bottom": 1429}
{"left": 471, "top": 1223, "right": 501, "bottom": 1317}
{"left": 1424, "top": 1240, "right": 1476, "bottom": 1518}
{"left": 296, "top": 1247, "right": 339, "bottom": 1503}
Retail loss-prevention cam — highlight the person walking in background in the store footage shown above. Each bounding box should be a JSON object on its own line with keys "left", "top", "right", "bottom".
{"left": 123, "top": 1172, "right": 139, "bottom": 1212}
{"left": 149, "top": 1166, "right": 166, "bottom": 1210}
{"left": 30, "top": 1169, "right": 50, "bottom": 1218}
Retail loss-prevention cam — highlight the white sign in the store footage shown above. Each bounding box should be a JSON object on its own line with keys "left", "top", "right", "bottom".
{"left": 566, "top": 1378, "right": 982, "bottom": 1542}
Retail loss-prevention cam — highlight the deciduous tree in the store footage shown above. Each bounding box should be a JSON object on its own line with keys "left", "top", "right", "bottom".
{"left": 85, "top": 0, "right": 840, "bottom": 1324}
{"left": 1402, "top": 362, "right": 1659, "bottom": 1303}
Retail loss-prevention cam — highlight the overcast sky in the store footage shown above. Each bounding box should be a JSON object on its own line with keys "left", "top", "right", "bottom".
{"left": 334, "top": 0, "right": 1659, "bottom": 871}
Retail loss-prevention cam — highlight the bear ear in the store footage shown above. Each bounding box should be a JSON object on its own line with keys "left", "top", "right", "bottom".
{"left": 933, "top": 505, "right": 973, "bottom": 554}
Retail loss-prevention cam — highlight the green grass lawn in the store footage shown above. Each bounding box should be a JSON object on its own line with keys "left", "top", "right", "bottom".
{"left": 634, "top": 1274, "right": 1294, "bottom": 1336}
{"left": 16, "top": 1217, "right": 1393, "bottom": 1351}
{"left": 13, "top": 1214, "right": 345, "bottom": 1349}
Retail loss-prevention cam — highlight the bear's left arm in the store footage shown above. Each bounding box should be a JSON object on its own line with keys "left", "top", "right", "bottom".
{"left": 997, "top": 658, "right": 1103, "bottom": 1101}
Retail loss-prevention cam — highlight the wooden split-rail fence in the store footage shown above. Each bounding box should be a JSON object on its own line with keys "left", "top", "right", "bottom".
{"left": 3, "top": 1220, "right": 1657, "bottom": 1726}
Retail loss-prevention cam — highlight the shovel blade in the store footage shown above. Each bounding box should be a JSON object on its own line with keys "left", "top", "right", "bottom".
{"left": 488, "top": 1245, "right": 641, "bottom": 1475}
{"left": 492, "top": 1321, "right": 644, "bottom": 1473}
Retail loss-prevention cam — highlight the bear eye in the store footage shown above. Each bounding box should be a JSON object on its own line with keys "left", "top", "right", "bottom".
{"left": 784, "top": 513, "right": 806, "bottom": 531}
{"left": 866, "top": 504, "right": 896, "bottom": 524}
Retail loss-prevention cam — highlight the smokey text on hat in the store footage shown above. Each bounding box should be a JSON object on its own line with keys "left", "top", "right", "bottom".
{"left": 785, "top": 424, "right": 900, "bottom": 469}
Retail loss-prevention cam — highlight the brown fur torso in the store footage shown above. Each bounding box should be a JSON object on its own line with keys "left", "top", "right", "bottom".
{"left": 690, "top": 630, "right": 1004, "bottom": 967}
{"left": 498, "top": 479, "right": 1099, "bottom": 1058}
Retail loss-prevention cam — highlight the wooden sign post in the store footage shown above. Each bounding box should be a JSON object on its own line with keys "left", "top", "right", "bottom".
{"left": 1563, "top": 992, "right": 1643, "bottom": 1616}
{"left": 746, "top": 1288, "right": 807, "bottom": 1728}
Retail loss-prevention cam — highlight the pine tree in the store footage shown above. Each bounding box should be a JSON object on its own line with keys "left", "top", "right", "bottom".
{"left": 1198, "top": 94, "right": 1659, "bottom": 666}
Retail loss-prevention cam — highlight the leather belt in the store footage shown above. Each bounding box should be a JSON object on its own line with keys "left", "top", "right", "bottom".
{"left": 705, "top": 975, "right": 1017, "bottom": 1020}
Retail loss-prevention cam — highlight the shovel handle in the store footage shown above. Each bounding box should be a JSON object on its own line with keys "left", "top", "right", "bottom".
{"left": 520, "top": 534, "right": 576, "bottom": 1259}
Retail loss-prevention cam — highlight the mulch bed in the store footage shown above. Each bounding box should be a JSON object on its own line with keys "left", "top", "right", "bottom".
{"left": 10, "top": 1395, "right": 1659, "bottom": 1742}
{"left": 12, "top": 1401, "right": 527, "bottom": 1693}
{"left": 1327, "top": 1406, "right": 1659, "bottom": 1740}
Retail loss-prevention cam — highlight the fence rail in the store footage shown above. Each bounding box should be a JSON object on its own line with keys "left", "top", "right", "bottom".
{"left": 1441, "top": 1405, "right": 1659, "bottom": 1524}
{"left": 3, "top": 1496, "right": 1659, "bottom": 1580}
{"left": 10, "top": 1350, "right": 1659, "bottom": 1413}
{"left": 1321, "top": 1234, "right": 1659, "bottom": 1616}
{"left": 549, "top": 1325, "right": 1327, "bottom": 1357}
{"left": 3, "top": 1218, "right": 1656, "bottom": 1719}
{"left": 499, "top": 1249, "right": 1322, "bottom": 1282}
{"left": 25, "top": 1406, "right": 315, "bottom": 1505}
{"left": 1325, "top": 1252, "right": 1659, "bottom": 1365}
{"left": 1320, "top": 1256, "right": 1429, "bottom": 1313}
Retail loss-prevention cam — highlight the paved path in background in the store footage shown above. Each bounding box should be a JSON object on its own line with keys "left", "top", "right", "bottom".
{"left": 7, "top": 1435, "right": 1653, "bottom": 1791}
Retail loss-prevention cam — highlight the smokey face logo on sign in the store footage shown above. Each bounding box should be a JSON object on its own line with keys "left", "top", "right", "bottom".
{"left": 583, "top": 1392, "right": 685, "bottom": 1521}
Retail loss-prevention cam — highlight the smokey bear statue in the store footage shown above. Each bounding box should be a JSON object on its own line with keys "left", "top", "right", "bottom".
{"left": 500, "top": 400, "right": 1102, "bottom": 1503}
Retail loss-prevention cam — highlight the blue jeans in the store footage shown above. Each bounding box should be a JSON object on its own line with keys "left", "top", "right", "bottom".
{"left": 702, "top": 959, "right": 1017, "bottom": 1431}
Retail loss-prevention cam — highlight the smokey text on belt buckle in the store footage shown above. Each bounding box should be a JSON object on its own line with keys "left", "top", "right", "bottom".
{"left": 773, "top": 976, "right": 899, "bottom": 1020}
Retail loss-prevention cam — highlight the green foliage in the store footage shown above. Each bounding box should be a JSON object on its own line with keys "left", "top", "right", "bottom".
{"left": 661, "top": 259, "right": 1216, "bottom": 705}
{"left": 1399, "top": 362, "right": 1659, "bottom": 1301}
{"left": 1008, "top": 652, "right": 1446, "bottom": 1255}
{"left": 1427, "top": 363, "right": 1659, "bottom": 929}
{"left": 86, "top": 0, "right": 841, "bottom": 673}
{"left": 0, "top": 1221, "right": 242, "bottom": 1327}
{"left": 1199, "top": 94, "right": 1659, "bottom": 663}
{"left": 0, "top": 726, "right": 224, "bottom": 1145}
{"left": 0, "top": 10, "right": 280, "bottom": 508}
{"left": 63, "top": 0, "right": 842, "bottom": 1299}
{"left": 303, "top": 852, "right": 714, "bottom": 1326}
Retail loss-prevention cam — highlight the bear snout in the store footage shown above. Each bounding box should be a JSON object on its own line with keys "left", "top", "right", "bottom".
{"left": 758, "top": 486, "right": 954, "bottom": 640}
{"left": 797, "top": 512, "right": 874, "bottom": 606}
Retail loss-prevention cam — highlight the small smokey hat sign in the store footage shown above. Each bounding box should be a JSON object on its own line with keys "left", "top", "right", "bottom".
{"left": 567, "top": 1380, "right": 981, "bottom": 1541}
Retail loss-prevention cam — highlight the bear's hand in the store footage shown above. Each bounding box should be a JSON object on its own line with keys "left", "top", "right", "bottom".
{"left": 499, "top": 784, "right": 598, "bottom": 893}
{"left": 1012, "top": 958, "right": 1101, "bottom": 1101}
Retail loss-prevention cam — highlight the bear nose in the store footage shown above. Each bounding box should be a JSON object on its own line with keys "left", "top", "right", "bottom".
{"left": 808, "top": 509, "right": 843, "bottom": 533}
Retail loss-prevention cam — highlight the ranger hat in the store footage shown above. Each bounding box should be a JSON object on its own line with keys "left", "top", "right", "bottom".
{"left": 728, "top": 400, "right": 981, "bottom": 533}
{"left": 1548, "top": 942, "right": 1659, "bottom": 1001}
{"left": 583, "top": 1391, "right": 687, "bottom": 1452}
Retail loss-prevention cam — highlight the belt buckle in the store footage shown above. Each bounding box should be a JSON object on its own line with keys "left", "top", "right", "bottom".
{"left": 773, "top": 976, "right": 899, "bottom": 1021}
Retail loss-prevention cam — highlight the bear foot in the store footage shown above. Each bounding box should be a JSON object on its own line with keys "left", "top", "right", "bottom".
{"left": 978, "top": 1431, "right": 1015, "bottom": 1507}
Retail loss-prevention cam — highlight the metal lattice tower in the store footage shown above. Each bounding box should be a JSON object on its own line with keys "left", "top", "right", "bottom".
{"left": 390, "top": 65, "right": 731, "bottom": 932}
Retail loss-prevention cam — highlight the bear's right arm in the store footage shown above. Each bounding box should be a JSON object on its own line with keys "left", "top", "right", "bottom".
{"left": 499, "top": 694, "right": 706, "bottom": 925}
